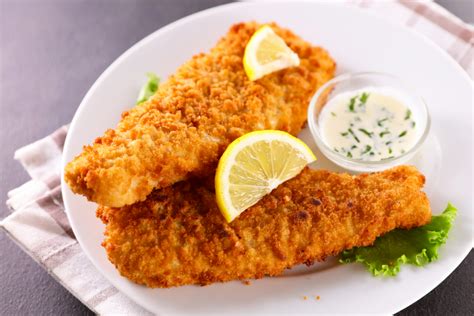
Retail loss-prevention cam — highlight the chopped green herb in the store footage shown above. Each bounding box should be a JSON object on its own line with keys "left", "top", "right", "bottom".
{"left": 348, "top": 128, "right": 360, "bottom": 143}
{"left": 358, "top": 128, "right": 373, "bottom": 138}
{"left": 325, "top": 92, "right": 417, "bottom": 162}
{"left": 381, "top": 156, "right": 395, "bottom": 160}
{"left": 379, "top": 131, "right": 390, "bottom": 138}
{"left": 348, "top": 97, "right": 356, "bottom": 112}
{"left": 377, "top": 118, "right": 389, "bottom": 127}
{"left": 359, "top": 92, "right": 370, "bottom": 104}
{"left": 404, "top": 109, "right": 412, "bottom": 120}
{"left": 362, "top": 145, "right": 372, "bottom": 155}
{"left": 136, "top": 72, "right": 160, "bottom": 104}
{"left": 411, "top": 121, "right": 416, "bottom": 128}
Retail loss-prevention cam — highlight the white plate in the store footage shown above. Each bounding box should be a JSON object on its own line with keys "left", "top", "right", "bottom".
{"left": 62, "top": 2, "right": 473, "bottom": 314}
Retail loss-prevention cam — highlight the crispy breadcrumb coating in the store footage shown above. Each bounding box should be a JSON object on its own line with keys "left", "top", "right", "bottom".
{"left": 97, "top": 166, "right": 431, "bottom": 288}
{"left": 64, "top": 22, "right": 336, "bottom": 207}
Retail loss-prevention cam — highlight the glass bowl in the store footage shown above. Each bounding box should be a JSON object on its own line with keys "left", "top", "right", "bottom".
{"left": 307, "top": 72, "right": 431, "bottom": 172}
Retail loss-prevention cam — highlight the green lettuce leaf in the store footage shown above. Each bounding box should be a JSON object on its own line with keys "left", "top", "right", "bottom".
{"left": 136, "top": 72, "right": 160, "bottom": 104}
{"left": 340, "top": 203, "right": 457, "bottom": 276}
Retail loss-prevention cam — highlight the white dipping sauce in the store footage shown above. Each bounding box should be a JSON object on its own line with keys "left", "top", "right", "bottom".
{"left": 319, "top": 88, "right": 418, "bottom": 161}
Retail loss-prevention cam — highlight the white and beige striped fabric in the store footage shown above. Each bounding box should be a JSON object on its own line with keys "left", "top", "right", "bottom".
{"left": 2, "top": 126, "right": 151, "bottom": 315}
{"left": 1, "top": 1, "right": 472, "bottom": 314}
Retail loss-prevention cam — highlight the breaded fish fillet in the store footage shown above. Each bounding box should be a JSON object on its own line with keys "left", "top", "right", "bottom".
{"left": 64, "top": 22, "right": 336, "bottom": 207}
{"left": 97, "top": 166, "right": 431, "bottom": 288}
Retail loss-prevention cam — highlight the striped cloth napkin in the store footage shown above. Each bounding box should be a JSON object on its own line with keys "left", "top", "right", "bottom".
{"left": 1, "top": 1, "right": 472, "bottom": 314}
{"left": 2, "top": 126, "right": 151, "bottom": 315}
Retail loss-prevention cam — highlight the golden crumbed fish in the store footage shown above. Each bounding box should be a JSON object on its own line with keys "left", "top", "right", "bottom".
{"left": 97, "top": 166, "right": 431, "bottom": 288}
{"left": 64, "top": 21, "right": 336, "bottom": 207}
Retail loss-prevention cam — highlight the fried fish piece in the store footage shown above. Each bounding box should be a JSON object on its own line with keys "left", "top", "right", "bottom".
{"left": 64, "top": 22, "right": 336, "bottom": 207}
{"left": 97, "top": 166, "right": 431, "bottom": 288}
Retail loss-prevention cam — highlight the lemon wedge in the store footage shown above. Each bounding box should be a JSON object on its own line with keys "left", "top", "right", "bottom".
{"left": 243, "top": 25, "right": 300, "bottom": 81}
{"left": 215, "top": 130, "right": 316, "bottom": 222}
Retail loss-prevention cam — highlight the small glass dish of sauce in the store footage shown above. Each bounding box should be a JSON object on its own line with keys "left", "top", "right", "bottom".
{"left": 307, "top": 72, "right": 430, "bottom": 172}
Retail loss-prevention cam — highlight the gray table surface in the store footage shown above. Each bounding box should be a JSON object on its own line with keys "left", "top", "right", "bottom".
{"left": 1, "top": 0, "right": 472, "bottom": 315}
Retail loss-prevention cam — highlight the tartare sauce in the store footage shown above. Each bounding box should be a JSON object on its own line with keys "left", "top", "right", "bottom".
{"left": 319, "top": 89, "right": 418, "bottom": 161}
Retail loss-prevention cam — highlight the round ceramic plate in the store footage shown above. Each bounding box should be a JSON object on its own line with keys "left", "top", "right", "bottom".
{"left": 62, "top": 2, "right": 473, "bottom": 314}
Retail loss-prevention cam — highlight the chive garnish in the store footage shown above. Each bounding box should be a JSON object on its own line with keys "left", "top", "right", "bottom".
{"left": 369, "top": 152, "right": 375, "bottom": 156}
{"left": 348, "top": 97, "right": 356, "bottom": 112}
{"left": 359, "top": 92, "right": 370, "bottom": 104}
{"left": 398, "top": 130, "right": 407, "bottom": 137}
{"left": 362, "top": 145, "right": 372, "bottom": 155}
{"left": 386, "top": 141, "right": 392, "bottom": 145}
{"left": 377, "top": 118, "right": 389, "bottom": 127}
{"left": 341, "top": 132, "right": 348, "bottom": 137}
{"left": 379, "top": 131, "right": 390, "bottom": 138}
{"left": 351, "top": 145, "right": 357, "bottom": 150}
{"left": 405, "top": 109, "right": 412, "bottom": 120}
{"left": 358, "top": 128, "right": 373, "bottom": 138}
{"left": 331, "top": 112, "right": 337, "bottom": 117}
{"left": 347, "top": 152, "right": 353, "bottom": 158}
{"left": 348, "top": 128, "right": 360, "bottom": 143}
{"left": 411, "top": 121, "right": 416, "bottom": 128}
{"left": 388, "top": 148, "right": 393, "bottom": 154}
{"left": 334, "top": 148, "right": 339, "bottom": 153}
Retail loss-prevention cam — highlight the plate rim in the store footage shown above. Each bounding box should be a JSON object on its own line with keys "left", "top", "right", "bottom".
{"left": 61, "top": 1, "right": 473, "bottom": 314}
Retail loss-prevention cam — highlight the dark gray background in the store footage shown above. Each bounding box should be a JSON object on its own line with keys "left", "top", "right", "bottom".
{"left": 1, "top": 0, "right": 472, "bottom": 315}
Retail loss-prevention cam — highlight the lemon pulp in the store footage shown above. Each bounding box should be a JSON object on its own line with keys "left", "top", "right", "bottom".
{"left": 243, "top": 25, "right": 300, "bottom": 81}
{"left": 215, "top": 130, "right": 316, "bottom": 222}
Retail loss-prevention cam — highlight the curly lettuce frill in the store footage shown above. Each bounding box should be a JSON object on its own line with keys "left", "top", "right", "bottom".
{"left": 340, "top": 203, "right": 457, "bottom": 276}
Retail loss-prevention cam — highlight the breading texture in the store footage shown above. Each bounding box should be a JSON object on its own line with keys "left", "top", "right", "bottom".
{"left": 64, "top": 21, "right": 336, "bottom": 207}
{"left": 97, "top": 165, "right": 431, "bottom": 288}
